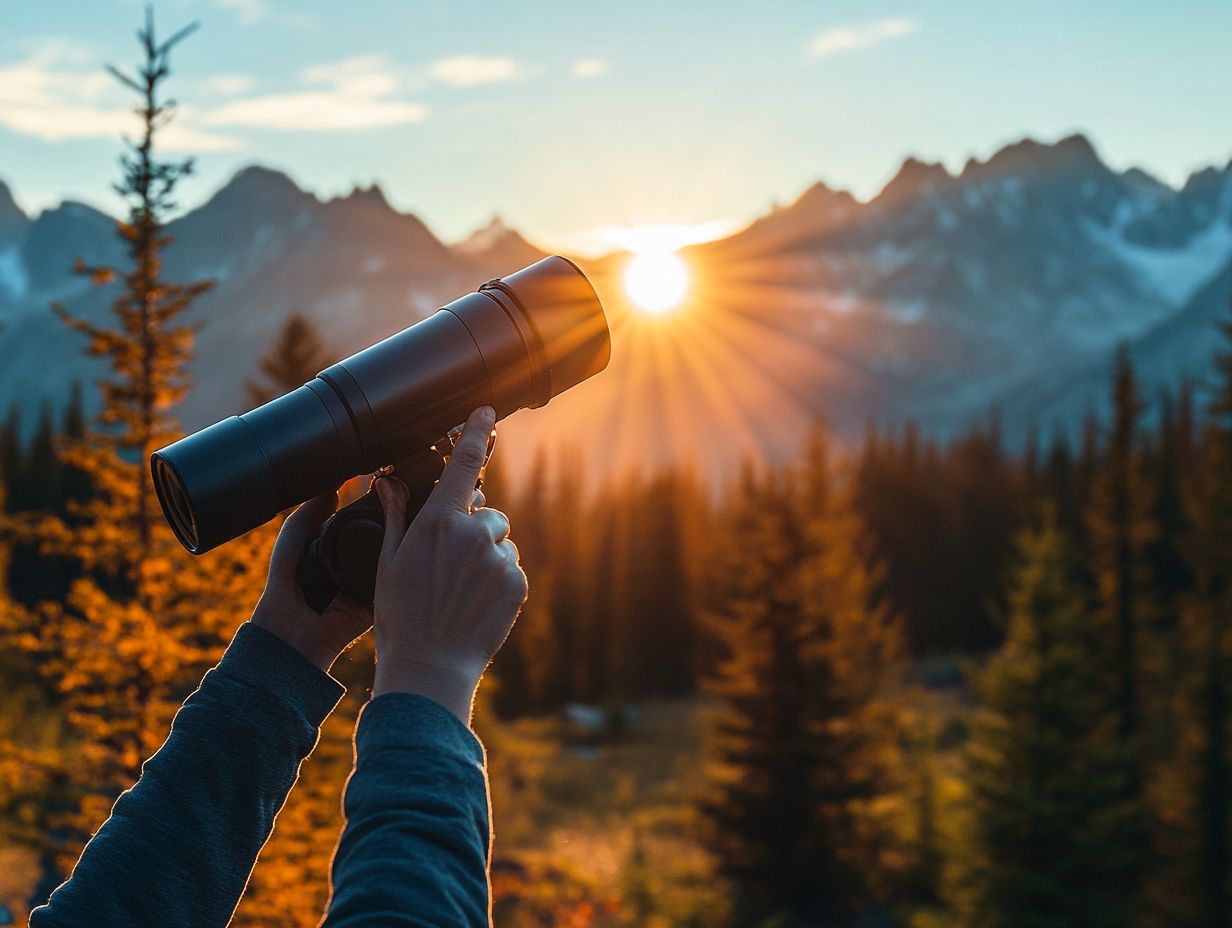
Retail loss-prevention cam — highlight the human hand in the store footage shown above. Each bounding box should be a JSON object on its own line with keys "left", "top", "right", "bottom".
{"left": 250, "top": 491, "right": 374, "bottom": 672}
{"left": 371, "top": 405, "right": 527, "bottom": 724}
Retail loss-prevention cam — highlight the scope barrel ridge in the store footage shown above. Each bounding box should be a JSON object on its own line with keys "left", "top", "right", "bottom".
{"left": 152, "top": 256, "right": 610, "bottom": 554}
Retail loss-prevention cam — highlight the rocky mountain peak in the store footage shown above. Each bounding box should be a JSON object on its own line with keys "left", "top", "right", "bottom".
{"left": 0, "top": 178, "right": 26, "bottom": 226}
{"left": 456, "top": 214, "right": 515, "bottom": 253}
{"left": 338, "top": 183, "right": 393, "bottom": 212}
{"left": 202, "top": 165, "right": 313, "bottom": 219}
{"left": 962, "top": 133, "right": 1104, "bottom": 183}
{"left": 790, "top": 181, "right": 857, "bottom": 214}
{"left": 877, "top": 157, "right": 952, "bottom": 203}
{"left": 453, "top": 214, "right": 543, "bottom": 271}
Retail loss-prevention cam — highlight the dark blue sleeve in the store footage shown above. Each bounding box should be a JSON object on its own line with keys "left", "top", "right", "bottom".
{"left": 322, "top": 694, "right": 492, "bottom": 928}
{"left": 28, "top": 622, "right": 346, "bottom": 928}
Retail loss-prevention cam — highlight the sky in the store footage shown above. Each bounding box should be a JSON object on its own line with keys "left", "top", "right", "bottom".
{"left": 1, "top": 0, "right": 1230, "bottom": 254}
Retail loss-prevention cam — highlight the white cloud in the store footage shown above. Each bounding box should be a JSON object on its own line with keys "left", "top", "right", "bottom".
{"left": 302, "top": 56, "right": 398, "bottom": 97}
{"left": 217, "top": 0, "right": 268, "bottom": 26}
{"left": 216, "top": 0, "right": 316, "bottom": 29}
{"left": 203, "top": 74, "right": 257, "bottom": 96}
{"left": 202, "top": 93, "right": 426, "bottom": 130}
{"left": 572, "top": 58, "right": 610, "bottom": 79}
{"left": 808, "top": 18, "right": 919, "bottom": 58}
{"left": 202, "top": 56, "right": 427, "bottom": 130}
{"left": 158, "top": 116, "right": 244, "bottom": 152}
{"left": 0, "top": 50, "right": 240, "bottom": 149}
{"left": 428, "top": 55, "right": 519, "bottom": 87}
{"left": 0, "top": 48, "right": 425, "bottom": 142}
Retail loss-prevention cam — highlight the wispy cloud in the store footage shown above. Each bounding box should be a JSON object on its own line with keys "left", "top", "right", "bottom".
{"left": 807, "top": 18, "right": 918, "bottom": 59}
{"left": 217, "top": 0, "right": 267, "bottom": 27}
{"left": 215, "top": 0, "right": 314, "bottom": 28}
{"left": 203, "top": 74, "right": 256, "bottom": 96}
{"left": 0, "top": 49, "right": 241, "bottom": 150}
{"left": 201, "top": 56, "right": 427, "bottom": 130}
{"left": 428, "top": 55, "right": 519, "bottom": 87}
{"left": 572, "top": 58, "right": 610, "bottom": 79}
{"left": 0, "top": 48, "right": 423, "bottom": 145}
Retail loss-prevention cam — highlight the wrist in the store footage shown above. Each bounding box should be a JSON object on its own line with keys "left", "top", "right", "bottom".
{"left": 250, "top": 600, "right": 335, "bottom": 672}
{"left": 372, "top": 657, "right": 481, "bottom": 725}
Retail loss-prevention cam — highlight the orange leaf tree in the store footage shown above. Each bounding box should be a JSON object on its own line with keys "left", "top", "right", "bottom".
{"left": 0, "top": 9, "right": 272, "bottom": 883}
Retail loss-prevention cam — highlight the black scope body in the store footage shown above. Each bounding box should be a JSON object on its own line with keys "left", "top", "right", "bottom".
{"left": 152, "top": 256, "right": 610, "bottom": 557}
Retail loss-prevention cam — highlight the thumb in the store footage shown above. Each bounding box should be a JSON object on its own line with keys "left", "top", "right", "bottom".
{"left": 270, "top": 490, "right": 339, "bottom": 581}
{"left": 377, "top": 477, "right": 409, "bottom": 564}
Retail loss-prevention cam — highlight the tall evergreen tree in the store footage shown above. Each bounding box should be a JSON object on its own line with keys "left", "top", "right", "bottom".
{"left": 0, "top": 10, "right": 271, "bottom": 878}
{"left": 491, "top": 448, "right": 561, "bottom": 714}
{"left": 961, "top": 509, "right": 1146, "bottom": 928}
{"left": 245, "top": 311, "right": 335, "bottom": 406}
{"left": 699, "top": 428, "right": 904, "bottom": 927}
{"left": 1086, "top": 345, "right": 1157, "bottom": 743}
{"left": 1172, "top": 309, "right": 1232, "bottom": 928}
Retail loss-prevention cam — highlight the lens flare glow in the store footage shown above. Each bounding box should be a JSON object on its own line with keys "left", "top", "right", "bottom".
{"left": 624, "top": 250, "right": 689, "bottom": 315}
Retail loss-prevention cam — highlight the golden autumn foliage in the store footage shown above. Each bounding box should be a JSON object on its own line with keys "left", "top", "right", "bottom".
{"left": 0, "top": 7, "right": 272, "bottom": 889}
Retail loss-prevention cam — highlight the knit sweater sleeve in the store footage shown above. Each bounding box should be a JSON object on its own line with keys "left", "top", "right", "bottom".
{"left": 321, "top": 693, "right": 492, "bottom": 928}
{"left": 28, "top": 622, "right": 345, "bottom": 928}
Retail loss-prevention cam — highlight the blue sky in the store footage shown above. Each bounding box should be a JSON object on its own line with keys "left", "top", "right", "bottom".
{"left": 1, "top": 0, "right": 1229, "bottom": 253}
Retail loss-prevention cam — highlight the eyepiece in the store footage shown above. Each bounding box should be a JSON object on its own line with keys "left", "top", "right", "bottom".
{"left": 152, "top": 256, "right": 610, "bottom": 554}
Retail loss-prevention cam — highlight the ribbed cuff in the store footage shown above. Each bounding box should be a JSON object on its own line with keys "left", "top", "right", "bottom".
{"left": 356, "top": 693, "right": 485, "bottom": 766}
{"left": 218, "top": 622, "right": 346, "bottom": 727}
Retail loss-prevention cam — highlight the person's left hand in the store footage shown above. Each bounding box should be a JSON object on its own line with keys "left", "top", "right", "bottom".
{"left": 250, "top": 490, "right": 374, "bottom": 672}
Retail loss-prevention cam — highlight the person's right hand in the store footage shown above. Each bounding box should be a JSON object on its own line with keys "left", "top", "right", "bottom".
{"left": 370, "top": 405, "right": 527, "bottom": 724}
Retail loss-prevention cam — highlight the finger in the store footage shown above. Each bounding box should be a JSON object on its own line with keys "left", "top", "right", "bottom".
{"left": 472, "top": 507, "right": 510, "bottom": 544}
{"left": 498, "top": 537, "right": 521, "bottom": 565}
{"left": 377, "top": 477, "right": 410, "bottom": 563}
{"left": 271, "top": 490, "right": 339, "bottom": 577}
{"left": 432, "top": 406, "right": 496, "bottom": 511}
{"left": 470, "top": 487, "right": 486, "bottom": 511}
{"left": 326, "top": 590, "right": 375, "bottom": 624}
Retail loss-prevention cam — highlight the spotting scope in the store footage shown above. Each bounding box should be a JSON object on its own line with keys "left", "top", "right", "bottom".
{"left": 151, "top": 256, "right": 610, "bottom": 610}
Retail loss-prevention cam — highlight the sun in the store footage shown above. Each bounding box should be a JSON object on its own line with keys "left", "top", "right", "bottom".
{"left": 624, "top": 250, "right": 689, "bottom": 315}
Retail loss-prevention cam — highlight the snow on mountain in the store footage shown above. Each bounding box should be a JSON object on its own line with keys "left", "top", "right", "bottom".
{"left": 694, "top": 133, "right": 1232, "bottom": 441}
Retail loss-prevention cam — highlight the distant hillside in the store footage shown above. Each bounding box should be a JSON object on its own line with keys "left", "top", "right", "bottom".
{"left": 1, "top": 132, "right": 1229, "bottom": 480}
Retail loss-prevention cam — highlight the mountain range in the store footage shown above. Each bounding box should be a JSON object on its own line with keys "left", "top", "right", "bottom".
{"left": 1, "top": 132, "right": 1229, "bottom": 480}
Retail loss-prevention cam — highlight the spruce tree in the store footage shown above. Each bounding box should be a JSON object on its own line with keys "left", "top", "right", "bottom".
{"left": 0, "top": 10, "right": 271, "bottom": 876}
{"left": 490, "top": 447, "right": 560, "bottom": 714}
{"left": 1086, "top": 345, "right": 1157, "bottom": 743}
{"left": 245, "top": 311, "right": 335, "bottom": 406}
{"left": 699, "top": 428, "right": 904, "bottom": 927}
{"left": 961, "top": 510, "right": 1146, "bottom": 928}
{"left": 1173, "top": 308, "right": 1232, "bottom": 928}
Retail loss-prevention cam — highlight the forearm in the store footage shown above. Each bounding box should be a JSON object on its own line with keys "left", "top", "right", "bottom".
{"left": 323, "top": 694, "right": 491, "bottom": 928}
{"left": 30, "top": 623, "right": 345, "bottom": 928}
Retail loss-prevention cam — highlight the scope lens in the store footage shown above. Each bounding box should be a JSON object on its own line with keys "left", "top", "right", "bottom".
{"left": 154, "top": 456, "right": 199, "bottom": 552}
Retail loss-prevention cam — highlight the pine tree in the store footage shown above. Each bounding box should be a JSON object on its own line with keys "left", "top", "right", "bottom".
{"left": 961, "top": 509, "right": 1147, "bottom": 928}
{"left": 1171, "top": 308, "right": 1232, "bottom": 928}
{"left": 490, "top": 447, "right": 560, "bottom": 714}
{"left": 699, "top": 428, "right": 904, "bottom": 927}
{"left": 21, "top": 403, "right": 58, "bottom": 512}
{"left": 1086, "top": 345, "right": 1157, "bottom": 743}
{"left": 0, "top": 10, "right": 271, "bottom": 877}
{"left": 0, "top": 406, "right": 20, "bottom": 513}
{"left": 548, "top": 450, "right": 594, "bottom": 702}
{"left": 245, "top": 311, "right": 335, "bottom": 406}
